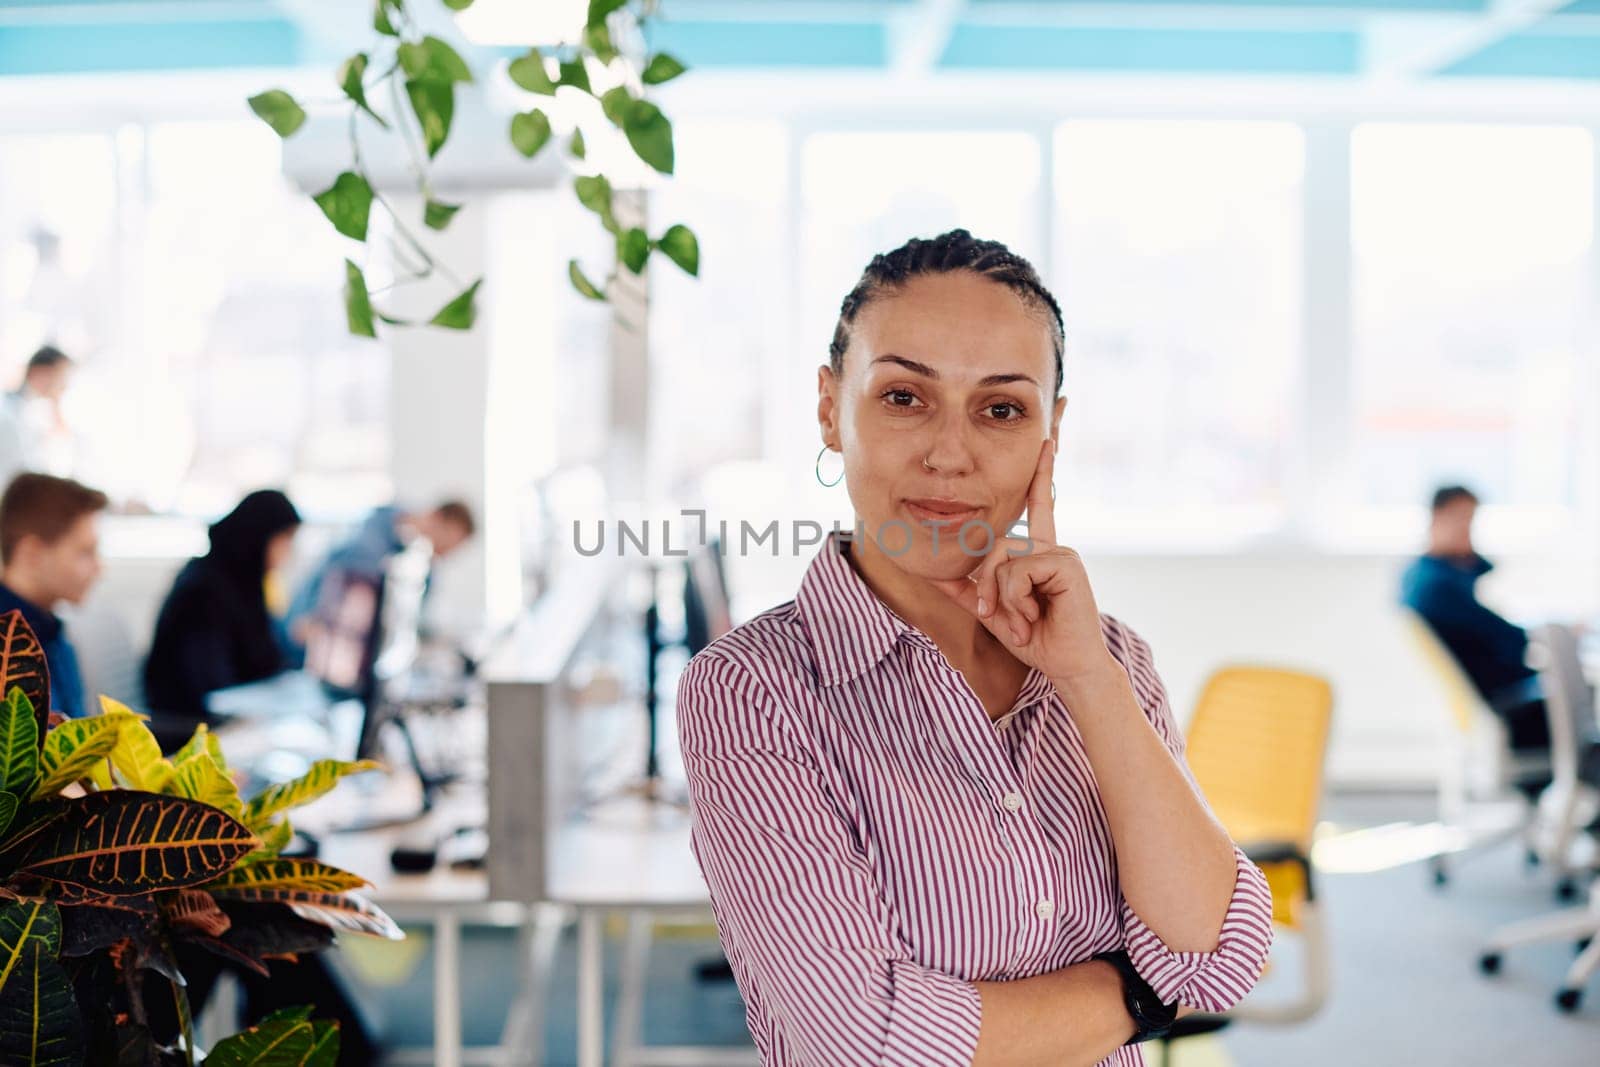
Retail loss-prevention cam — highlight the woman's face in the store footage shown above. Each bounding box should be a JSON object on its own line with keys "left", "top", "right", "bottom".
{"left": 818, "top": 270, "right": 1067, "bottom": 580}
{"left": 265, "top": 528, "right": 297, "bottom": 573}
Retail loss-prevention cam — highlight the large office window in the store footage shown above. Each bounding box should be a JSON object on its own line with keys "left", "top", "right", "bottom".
{"left": 1052, "top": 120, "right": 1304, "bottom": 543}
{"left": 1350, "top": 123, "right": 1593, "bottom": 520}
{"left": 0, "top": 121, "right": 390, "bottom": 517}
{"left": 649, "top": 118, "right": 788, "bottom": 500}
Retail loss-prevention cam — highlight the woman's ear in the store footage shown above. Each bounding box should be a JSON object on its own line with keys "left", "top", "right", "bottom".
{"left": 817, "top": 364, "right": 840, "bottom": 446}
{"left": 1050, "top": 395, "right": 1067, "bottom": 448}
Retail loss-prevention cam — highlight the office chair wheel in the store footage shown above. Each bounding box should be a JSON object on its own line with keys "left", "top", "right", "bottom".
{"left": 1526, "top": 848, "right": 1541, "bottom": 870}
{"left": 1554, "top": 988, "right": 1582, "bottom": 1013}
{"left": 1430, "top": 858, "right": 1449, "bottom": 888}
{"left": 1577, "top": 937, "right": 1593, "bottom": 955}
{"left": 1556, "top": 877, "right": 1581, "bottom": 903}
{"left": 1478, "top": 952, "right": 1502, "bottom": 975}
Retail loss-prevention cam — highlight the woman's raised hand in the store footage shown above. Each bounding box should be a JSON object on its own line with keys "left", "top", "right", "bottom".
{"left": 928, "top": 438, "right": 1114, "bottom": 685}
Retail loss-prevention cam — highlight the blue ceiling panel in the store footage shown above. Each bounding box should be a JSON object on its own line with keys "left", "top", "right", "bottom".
{"left": 643, "top": 19, "right": 889, "bottom": 68}
{"left": 0, "top": 17, "right": 302, "bottom": 75}
{"left": 941, "top": 23, "right": 1363, "bottom": 74}
{"left": 967, "top": 0, "right": 1486, "bottom": 9}
{"left": 1440, "top": 31, "right": 1600, "bottom": 78}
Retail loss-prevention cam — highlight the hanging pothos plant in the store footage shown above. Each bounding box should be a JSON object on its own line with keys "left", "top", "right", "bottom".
{"left": 247, "top": 0, "right": 699, "bottom": 336}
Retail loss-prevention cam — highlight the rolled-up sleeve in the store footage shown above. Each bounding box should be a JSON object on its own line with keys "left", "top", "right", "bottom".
{"left": 1109, "top": 620, "right": 1276, "bottom": 1013}
{"left": 676, "top": 651, "right": 983, "bottom": 1067}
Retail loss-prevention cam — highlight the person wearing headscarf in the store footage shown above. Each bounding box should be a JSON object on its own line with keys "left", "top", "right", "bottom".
{"left": 143, "top": 489, "right": 301, "bottom": 751}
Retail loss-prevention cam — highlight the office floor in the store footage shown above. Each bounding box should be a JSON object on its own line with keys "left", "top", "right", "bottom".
{"left": 352, "top": 791, "right": 1600, "bottom": 1065}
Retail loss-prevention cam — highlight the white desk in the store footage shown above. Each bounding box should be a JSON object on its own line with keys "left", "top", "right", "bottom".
{"left": 313, "top": 786, "right": 754, "bottom": 1067}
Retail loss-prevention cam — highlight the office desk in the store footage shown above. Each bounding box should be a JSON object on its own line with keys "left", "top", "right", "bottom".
{"left": 314, "top": 788, "right": 752, "bottom": 1067}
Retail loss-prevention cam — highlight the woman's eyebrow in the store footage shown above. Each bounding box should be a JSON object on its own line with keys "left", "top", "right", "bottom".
{"left": 870, "top": 353, "right": 1038, "bottom": 388}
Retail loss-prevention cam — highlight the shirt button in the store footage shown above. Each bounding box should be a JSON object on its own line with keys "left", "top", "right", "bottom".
{"left": 1002, "top": 791, "right": 1024, "bottom": 812}
{"left": 1036, "top": 899, "right": 1055, "bottom": 920}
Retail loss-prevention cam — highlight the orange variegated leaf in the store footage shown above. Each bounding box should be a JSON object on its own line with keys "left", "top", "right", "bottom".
{"left": 11, "top": 790, "right": 257, "bottom": 895}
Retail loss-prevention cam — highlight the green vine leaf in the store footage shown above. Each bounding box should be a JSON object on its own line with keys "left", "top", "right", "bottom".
{"left": 622, "top": 98, "right": 674, "bottom": 174}
{"left": 398, "top": 35, "right": 474, "bottom": 84}
{"left": 344, "top": 260, "right": 378, "bottom": 338}
{"left": 599, "top": 86, "right": 631, "bottom": 127}
{"left": 558, "top": 58, "right": 591, "bottom": 94}
{"left": 508, "top": 49, "right": 556, "bottom": 95}
{"left": 510, "top": 109, "right": 552, "bottom": 158}
{"left": 573, "top": 174, "right": 618, "bottom": 234}
{"left": 405, "top": 77, "right": 455, "bottom": 158}
{"left": 443, "top": 0, "right": 476, "bottom": 9}
{"left": 429, "top": 280, "right": 483, "bottom": 330}
{"left": 641, "top": 53, "right": 687, "bottom": 85}
{"left": 618, "top": 227, "right": 649, "bottom": 274}
{"left": 585, "top": 23, "right": 619, "bottom": 64}
{"left": 587, "top": 0, "right": 628, "bottom": 26}
{"left": 338, "top": 52, "right": 390, "bottom": 130}
{"left": 569, "top": 128, "right": 586, "bottom": 159}
{"left": 313, "top": 171, "right": 375, "bottom": 241}
{"left": 373, "top": 0, "right": 402, "bottom": 37}
{"left": 657, "top": 224, "right": 699, "bottom": 276}
{"left": 247, "top": 90, "right": 306, "bottom": 138}
{"left": 0, "top": 791, "right": 15, "bottom": 839}
{"left": 424, "top": 198, "right": 461, "bottom": 230}
{"left": 568, "top": 260, "right": 606, "bottom": 301}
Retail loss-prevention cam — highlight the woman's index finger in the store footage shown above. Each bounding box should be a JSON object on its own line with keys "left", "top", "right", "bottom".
{"left": 1028, "top": 436, "right": 1056, "bottom": 545}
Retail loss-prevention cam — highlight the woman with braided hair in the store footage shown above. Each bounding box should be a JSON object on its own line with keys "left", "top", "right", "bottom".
{"left": 677, "top": 229, "right": 1274, "bottom": 1066}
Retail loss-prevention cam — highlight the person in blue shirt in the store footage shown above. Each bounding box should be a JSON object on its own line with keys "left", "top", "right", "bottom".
{"left": 1400, "top": 484, "right": 1554, "bottom": 752}
{"left": 280, "top": 499, "right": 475, "bottom": 665}
{"left": 0, "top": 472, "right": 108, "bottom": 719}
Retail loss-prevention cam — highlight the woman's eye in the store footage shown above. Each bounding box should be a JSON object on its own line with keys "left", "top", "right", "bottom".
{"left": 987, "top": 402, "right": 1025, "bottom": 421}
{"left": 881, "top": 389, "right": 921, "bottom": 408}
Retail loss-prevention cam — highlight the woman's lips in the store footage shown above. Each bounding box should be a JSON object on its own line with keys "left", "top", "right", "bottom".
{"left": 904, "top": 499, "right": 985, "bottom": 526}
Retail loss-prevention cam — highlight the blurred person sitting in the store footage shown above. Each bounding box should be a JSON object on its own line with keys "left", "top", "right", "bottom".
{"left": 1400, "top": 484, "right": 1579, "bottom": 755}
{"left": 281, "top": 499, "right": 475, "bottom": 664}
{"left": 143, "top": 489, "right": 301, "bottom": 751}
{"left": 0, "top": 345, "right": 77, "bottom": 487}
{"left": 0, "top": 473, "right": 107, "bottom": 719}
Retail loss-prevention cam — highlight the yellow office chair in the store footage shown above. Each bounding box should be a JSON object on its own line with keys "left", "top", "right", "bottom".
{"left": 1399, "top": 607, "right": 1548, "bottom": 886}
{"left": 1160, "top": 664, "right": 1335, "bottom": 1059}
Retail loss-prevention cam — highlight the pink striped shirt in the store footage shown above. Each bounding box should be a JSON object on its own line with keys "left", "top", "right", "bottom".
{"left": 676, "top": 528, "right": 1274, "bottom": 1066}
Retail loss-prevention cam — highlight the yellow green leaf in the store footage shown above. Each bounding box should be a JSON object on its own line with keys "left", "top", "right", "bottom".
{"left": 0, "top": 688, "right": 38, "bottom": 798}
{"left": 239, "top": 817, "right": 294, "bottom": 866}
{"left": 168, "top": 753, "right": 244, "bottom": 821}
{"left": 205, "top": 859, "right": 368, "bottom": 894}
{"left": 243, "top": 759, "right": 381, "bottom": 832}
{"left": 32, "top": 715, "right": 122, "bottom": 799}
{"left": 100, "top": 695, "right": 172, "bottom": 793}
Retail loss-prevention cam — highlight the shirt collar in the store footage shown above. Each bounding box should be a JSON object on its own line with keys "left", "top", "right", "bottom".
{"left": 797, "top": 528, "right": 925, "bottom": 687}
{"left": 0, "top": 581, "right": 61, "bottom": 642}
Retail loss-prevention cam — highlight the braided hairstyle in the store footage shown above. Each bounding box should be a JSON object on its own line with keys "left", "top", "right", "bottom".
{"left": 828, "top": 229, "right": 1065, "bottom": 397}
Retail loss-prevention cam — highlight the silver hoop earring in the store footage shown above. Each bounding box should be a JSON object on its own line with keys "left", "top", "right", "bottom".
{"left": 1051, "top": 480, "right": 1057, "bottom": 503}
{"left": 816, "top": 445, "right": 844, "bottom": 488}
{"left": 922, "top": 456, "right": 935, "bottom": 472}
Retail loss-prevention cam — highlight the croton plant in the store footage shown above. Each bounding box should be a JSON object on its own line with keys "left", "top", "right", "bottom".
{"left": 0, "top": 609, "right": 400, "bottom": 1066}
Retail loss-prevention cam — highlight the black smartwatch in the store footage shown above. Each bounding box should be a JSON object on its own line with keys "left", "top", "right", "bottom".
{"left": 1092, "top": 948, "right": 1178, "bottom": 1044}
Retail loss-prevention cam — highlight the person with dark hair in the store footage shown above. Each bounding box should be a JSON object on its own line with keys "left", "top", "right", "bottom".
{"left": 676, "top": 229, "right": 1273, "bottom": 1065}
{"left": 0, "top": 344, "right": 77, "bottom": 486}
{"left": 1400, "top": 484, "right": 1557, "bottom": 751}
{"left": 0, "top": 472, "right": 108, "bottom": 718}
{"left": 143, "top": 489, "right": 302, "bottom": 750}
{"left": 280, "top": 498, "right": 477, "bottom": 664}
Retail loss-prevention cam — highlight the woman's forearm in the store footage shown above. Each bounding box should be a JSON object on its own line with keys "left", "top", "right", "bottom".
{"left": 971, "top": 959, "right": 1134, "bottom": 1067}
{"left": 1050, "top": 657, "right": 1238, "bottom": 954}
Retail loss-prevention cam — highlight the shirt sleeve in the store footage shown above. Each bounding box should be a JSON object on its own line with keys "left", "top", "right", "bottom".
{"left": 1104, "top": 619, "right": 1276, "bottom": 1014}
{"left": 676, "top": 650, "right": 984, "bottom": 1067}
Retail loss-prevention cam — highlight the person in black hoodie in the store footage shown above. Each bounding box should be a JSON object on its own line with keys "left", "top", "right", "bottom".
{"left": 143, "top": 489, "right": 301, "bottom": 751}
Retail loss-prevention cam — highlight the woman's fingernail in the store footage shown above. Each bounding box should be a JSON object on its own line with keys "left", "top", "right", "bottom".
{"left": 977, "top": 597, "right": 989, "bottom": 616}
